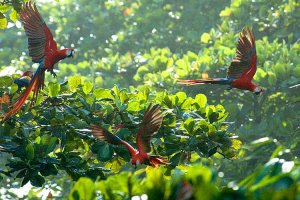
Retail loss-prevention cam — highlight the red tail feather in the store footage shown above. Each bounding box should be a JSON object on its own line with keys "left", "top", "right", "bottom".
{"left": 177, "top": 79, "right": 215, "bottom": 85}
{"left": 1, "top": 70, "right": 45, "bottom": 121}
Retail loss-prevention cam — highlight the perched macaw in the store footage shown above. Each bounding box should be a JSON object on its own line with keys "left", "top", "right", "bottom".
{"left": 14, "top": 70, "right": 34, "bottom": 92}
{"left": 90, "top": 104, "right": 169, "bottom": 167}
{"left": 1, "top": 1, "right": 74, "bottom": 121}
{"left": 177, "top": 27, "right": 263, "bottom": 95}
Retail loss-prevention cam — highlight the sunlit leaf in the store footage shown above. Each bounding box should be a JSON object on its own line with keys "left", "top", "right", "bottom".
{"left": 201, "top": 33, "right": 211, "bottom": 44}
{"left": 82, "top": 81, "right": 93, "bottom": 95}
{"left": 9, "top": 8, "right": 18, "bottom": 22}
{"left": 69, "top": 177, "right": 96, "bottom": 200}
{"left": 48, "top": 82, "right": 60, "bottom": 97}
{"left": 195, "top": 94, "right": 207, "bottom": 108}
{"left": 68, "top": 76, "right": 81, "bottom": 92}
{"left": 231, "top": 139, "right": 242, "bottom": 150}
{"left": 94, "top": 88, "right": 114, "bottom": 99}
{"left": 0, "top": 13, "right": 7, "bottom": 29}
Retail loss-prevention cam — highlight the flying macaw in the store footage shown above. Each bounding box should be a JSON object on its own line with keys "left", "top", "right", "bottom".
{"left": 177, "top": 27, "right": 263, "bottom": 95}
{"left": 1, "top": 1, "right": 74, "bottom": 121}
{"left": 90, "top": 104, "right": 169, "bottom": 167}
{"left": 14, "top": 70, "right": 33, "bottom": 92}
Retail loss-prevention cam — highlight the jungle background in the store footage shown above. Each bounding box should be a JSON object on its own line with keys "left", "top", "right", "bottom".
{"left": 0, "top": 0, "right": 299, "bottom": 199}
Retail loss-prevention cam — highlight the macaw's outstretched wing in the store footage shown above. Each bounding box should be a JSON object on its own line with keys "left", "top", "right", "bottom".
{"left": 227, "top": 27, "right": 257, "bottom": 80}
{"left": 1, "top": 64, "right": 45, "bottom": 121}
{"left": 136, "top": 104, "right": 163, "bottom": 155}
{"left": 19, "top": 1, "right": 57, "bottom": 63}
{"left": 90, "top": 124, "right": 137, "bottom": 156}
{"left": 90, "top": 124, "right": 124, "bottom": 145}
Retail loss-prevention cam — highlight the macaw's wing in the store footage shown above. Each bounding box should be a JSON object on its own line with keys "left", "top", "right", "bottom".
{"left": 136, "top": 104, "right": 163, "bottom": 154}
{"left": 19, "top": 1, "right": 57, "bottom": 63}
{"left": 90, "top": 124, "right": 123, "bottom": 145}
{"left": 90, "top": 124, "right": 137, "bottom": 156}
{"left": 1, "top": 64, "right": 45, "bottom": 121}
{"left": 227, "top": 27, "right": 257, "bottom": 79}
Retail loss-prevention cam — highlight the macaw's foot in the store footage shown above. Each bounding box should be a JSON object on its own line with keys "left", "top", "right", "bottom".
{"left": 50, "top": 70, "right": 57, "bottom": 78}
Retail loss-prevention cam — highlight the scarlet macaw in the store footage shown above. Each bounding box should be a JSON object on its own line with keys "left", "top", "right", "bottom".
{"left": 14, "top": 70, "right": 33, "bottom": 92}
{"left": 1, "top": 1, "right": 74, "bottom": 121}
{"left": 90, "top": 104, "right": 169, "bottom": 167}
{"left": 177, "top": 27, "right": 263, "bottom": 95}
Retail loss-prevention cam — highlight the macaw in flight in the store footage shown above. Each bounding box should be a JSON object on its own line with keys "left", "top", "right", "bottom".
{"left": 1, "top": 1, "right": 74, "bottom": 121}
{"left": 90, "top": 104, "right": 169, "bottom": 167}
{"left": 177, "top": 27, "right": 263, "bottom": 95}
{"left": 14, "top": 70, "right": 33, "bottom": 92}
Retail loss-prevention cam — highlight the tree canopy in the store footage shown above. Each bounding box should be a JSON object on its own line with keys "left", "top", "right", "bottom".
{"left": 0, "top": 0, "right": 299, "bottom": 199}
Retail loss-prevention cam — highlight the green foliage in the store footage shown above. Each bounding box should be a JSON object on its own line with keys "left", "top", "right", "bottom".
{"left": 0, "top": 0, "right": 23, "bottom": 29}
{"left": 69, "top": 177, "right": 96, "bottom": 200}
{"left": 0, "top": 78, "right": 239, "bottom": 190}
{"left": 69, "top": 159, "right": 299, "bottom": 200}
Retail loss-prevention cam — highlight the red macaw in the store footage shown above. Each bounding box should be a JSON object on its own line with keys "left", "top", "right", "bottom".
{"left": 14, "top": 70, "right": 34, "bottom": 92}
{"left": 90, "top": 104, "right": 169, "bottom": 167}
{"left": 177, "top": 27, "right": 263, "bottom": 95}
{"left": 1, "top": 1, "right": 74, "bottom": 121}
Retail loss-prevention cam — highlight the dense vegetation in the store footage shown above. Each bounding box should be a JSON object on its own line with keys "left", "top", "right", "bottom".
{"left": 0, "top": 0, "right": 299, "bottom": 199}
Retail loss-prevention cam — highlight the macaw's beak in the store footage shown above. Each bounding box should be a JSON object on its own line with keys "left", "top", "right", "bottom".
{"left": 71, "top": 51, "right": 74, "bottom": 58}
{"left": 67, "top": 48, "right": 75, "bottom": 58}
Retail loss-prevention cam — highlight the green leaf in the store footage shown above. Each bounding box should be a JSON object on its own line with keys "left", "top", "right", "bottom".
{"left": 30, "top": 174, "right": 45, "bottom": 187}
{"left": 0, "top": 76, "right": 12, "bottom": 87}
{"left": 219, "top": 7, "right": 232, "bottom": 17}
{"left": 68, "top": 76, "right": 81, "bottom": 92}
{"left": 83, "top": 81, "right": 93, "bottom": 95}
{"left": 183, "top": 117, "right": 195, "bottom": 135}
{"left": 0, "top": 13, "right": 7, "bottom": 29}
{"left": 231, "top": 139, "right": 242, "bottom": 150}
{"left": 40, "top": 164, "right": 58, "bottom": 177}
{"left": 195, "top": 94, "right": 207, "bottom": 108}
{"left": 0, "top": 5, "right": 10, "bottom": 13}
{"left": 201, "top": 33, "right": 211, "bottom": 43}
{"left": 94, "top": 88, "right": 114, "bottom": 99}
{"left": 127, "top": 100, "right": 140, "bottom": 112}
{"left": 175, "top": 91, "right": 187, "bottom": 105}
{"left": 97, "top": 171, "right": 141, "bottom": 199}
{"left": 97, "top": 143, "right": 114, "bottom": 162}
{"left": 69, "top": 177, "right": 96, "bottom": 200}
{"left": 25, "top": 143, "right": 35, "bottom": 160}
{"left": 48, "top": 82, "right": 61, "bottom": 97}
{"left": 9, "top": 8, "right": 17, "bottom": 22}
{"left": 45, "top": 137, "right": 57, "bottom": 155}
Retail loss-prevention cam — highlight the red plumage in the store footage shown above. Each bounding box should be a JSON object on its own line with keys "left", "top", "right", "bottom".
{"left": 1, "top": 1, "right": 74, "bottom": 121}
{"left": 90, "top": 104, "right": 169, "bottom": 167}
{"left": 177, "top": 27, "right": 263, "bottom": 95}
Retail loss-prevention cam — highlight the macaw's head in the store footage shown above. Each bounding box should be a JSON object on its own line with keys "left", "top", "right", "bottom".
{"left": 253, "top": 86, "right": 264, "bottom": 95}
{"left": 66, "top": 48, "right": 75, "bottom": 58}
{"left": 22, "top": 70, "right": 33, "bottom": 77}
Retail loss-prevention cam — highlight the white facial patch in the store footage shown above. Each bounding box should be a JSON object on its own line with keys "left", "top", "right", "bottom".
{"left": 67, "top": 49, "right": 73, "bottom": 57}
{"left": 254, "top": 87, "right": 261, "bottom": 93}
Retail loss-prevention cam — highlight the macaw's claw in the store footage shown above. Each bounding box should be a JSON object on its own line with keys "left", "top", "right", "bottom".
{"left": 50, "top": 70, "right": 57, "bottom": 78}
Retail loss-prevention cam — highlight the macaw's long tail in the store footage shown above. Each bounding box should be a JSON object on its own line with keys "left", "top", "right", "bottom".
{"left": 149, "top": 155, "right": 170, "bottom": 167}
{"left": 1, "top": 64, "right": 45, "bottom": 121}
{"left": 177, "top": 78, "right": 233, "bottom": 86}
